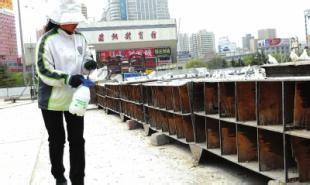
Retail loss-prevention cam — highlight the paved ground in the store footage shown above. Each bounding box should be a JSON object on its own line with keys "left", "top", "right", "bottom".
{"left": 0, "top": 102, "right": 270, "bottom": 185}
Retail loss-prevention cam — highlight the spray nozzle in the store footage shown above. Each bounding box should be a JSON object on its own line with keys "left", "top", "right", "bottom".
{"left": 81, "top": 78, "right": 95, "bottom": 88}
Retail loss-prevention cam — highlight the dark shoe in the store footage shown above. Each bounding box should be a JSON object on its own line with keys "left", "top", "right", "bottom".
{"left": 71, "top": 179, "right": 84, "bottom": 185}
{"left": 56, "top": 182, "right": 67, "bottom": 185}
{"left": 56, "top": 176, "right": 67, "bottom": 185}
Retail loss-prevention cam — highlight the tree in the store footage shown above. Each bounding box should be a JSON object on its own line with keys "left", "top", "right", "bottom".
{"left": 0, "top": 65, "right": 15, "bottom": 88}
{"left": 243, "top": 55, "right": 254, "bottom": 66}
{"left": 237, "top": 58, "right": 245, "bottom": 67}
{"left": 272, "top": 53, "right": 290, "bottom": 63}
{"left": 185, "top": 58, "right": 207, "bottom": 69}
{"left": 231, "top": 58, "right": 236, "bottom": 67}
{"left": 207, "top": 56, "right": 229, "bottom": 69}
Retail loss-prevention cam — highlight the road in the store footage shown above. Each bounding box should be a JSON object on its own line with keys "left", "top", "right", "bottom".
{"left": 0, "top": 102, "right": 269, "bottom": 185}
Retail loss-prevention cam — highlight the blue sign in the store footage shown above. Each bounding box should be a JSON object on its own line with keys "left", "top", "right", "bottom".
{"left": 120, "top": 0, "right": 127, "bottom": 20}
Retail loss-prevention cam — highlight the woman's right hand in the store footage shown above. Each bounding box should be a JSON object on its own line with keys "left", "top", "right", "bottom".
{"left": 69, "top": 74, "right": 84, "bottom": 88}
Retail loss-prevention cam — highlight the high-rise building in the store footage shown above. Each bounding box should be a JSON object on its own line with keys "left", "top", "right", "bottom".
{"left": 0, "top": 8, "right": 18, "bottom": 66}
{"left": 106, "top": 0, "right": 170, "bottom": 21}
{"left": 177, "top": 33, "right": 189, "bottom": 52}
{"left": 305, "top": 9, "right": 310, "bottom": 47}
{"left": 257, "top": 28, "right": 276, "bottom": 40}
{"left": 249, "top": 38, "right": 258, "bottom": 52}
{"left": 107, "top": 0, "right": 122, "bottom": 21}
{"left": 242, "top": 34, "right": 254, "bottom": 51}
{"left": 197, "top": 30, "right": 215, "bottom": 59}
{"left": 189, "top": 30, "right": 215, "bottom": 60}
{"left": 81, "top": 3, "right": 88, "bottom": 19}
{"left": 127, "top": 0, "right": 138, "bottom": 20}
{"left": 190, "top": 33, "right": 198, "bottom": 58}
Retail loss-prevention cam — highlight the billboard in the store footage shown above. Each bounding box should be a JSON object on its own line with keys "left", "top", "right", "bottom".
{"left": 0, "top": 0, "right": 13, "bottom": 10}
{"left": 258, "top": 38, "right": 290, "bottom": 48}
{"left": 99, "top": 48, "right": 155, "bottom": 60}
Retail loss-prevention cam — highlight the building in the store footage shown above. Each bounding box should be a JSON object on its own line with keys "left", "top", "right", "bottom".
{"left": 218, "top": 36, "right": 237, "bottom": 53}
{"left": 177, "top": 33, "right": 189, "bottom": 52}
{"left": 258, "top": 28, "right": 276, "bottom": 40}
{"left": 0, "top": 8, "right": 19, "bottom": 72}
{"left": 189, "top": 33, "right": 198, "bottom": 58}
{"left": 249, "top": 38, "right": 258, "bottom": 52}
{"left": 242, "top": 34, "right": 254, "bottom": 51}
{"left": 127, "top": 0, "right": 138, "bottom": 20}
{"left": 197, "top": 30, "right": 215, "bottom": 59}
{"left": 106, "top": 0, "right": 170, "bottom": 21}
{"left": 77, "top": 19, "right": 177, "bottom": 71}
{"left": 189, "top": 30, "right": 215, "bottom": 60}
{"left": 257, "top": 38, "right": 290, "bottom": 55}
{"left": 81, "top": 3, "right": 88, "bottom": 19}
{"left": 107, "top": 0, "right": 122, "bottom": 21}
{"left": 305, "top": 9, "right": 310, "bottom": 47}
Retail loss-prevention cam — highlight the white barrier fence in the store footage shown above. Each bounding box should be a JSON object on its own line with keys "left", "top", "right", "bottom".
{"left": 0, "top": 86, "right": 31, "bottom": 98}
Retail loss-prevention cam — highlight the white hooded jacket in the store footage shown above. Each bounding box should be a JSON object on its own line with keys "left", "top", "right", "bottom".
{"left": 36, "top": 27, "right": 91, "bottom": 111}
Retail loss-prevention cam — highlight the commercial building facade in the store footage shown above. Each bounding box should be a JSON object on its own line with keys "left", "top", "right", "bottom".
{"left": 77, "top": 19, "right": 177, "bottom": 71}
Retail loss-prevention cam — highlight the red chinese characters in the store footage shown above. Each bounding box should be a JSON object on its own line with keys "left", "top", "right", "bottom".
{"left": 125, "top": 32, "right": 131, "bottom": 40}
{"left": 151, "top": 31, "right": 157, "bottom": 39}
{"left": 112, "top": 33, "right": 118, "bottom": 40}
{"left": 98, "top": 33, "right": 104, "bottom": 42}
{"left": 138, "top": 31, "right": 143, "bottom": 40}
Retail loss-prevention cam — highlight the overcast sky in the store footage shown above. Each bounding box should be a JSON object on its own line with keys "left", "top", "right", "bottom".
{"left": 13, "top": 0, "right": 309, "bottom": 48}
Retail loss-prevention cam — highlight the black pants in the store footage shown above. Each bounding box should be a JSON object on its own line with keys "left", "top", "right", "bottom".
{"left": 41, "top": 109, "right": 85, "bottom": 185}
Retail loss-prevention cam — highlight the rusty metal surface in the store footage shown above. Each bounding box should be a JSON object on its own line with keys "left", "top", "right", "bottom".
{"left": 175, "top": 115, "right": 184, "bottom": 138}
{"left": 258, "top": 82, "right": 282, "bottom": 125}
{"left": 284, "top": 82, "right": 295, "bottom": 126}
{"left": 193, "top": 83, "right": 204, "bottom": 112}
{"left": 205, "top": 83, "right": 218, "bottom": 114}
{"left": 221, "top": 122, "right": 237, "bottom": 155}
{"left": 237, "top": 82, "right": 256, "bottom": 121}
{"left": 294, "top": 82, "right": 310, "bottom": 129}
{"left": 291, "top": 136, "right": 310, "bottom": 182}
{"left": 179, "top": 85, "right": 191, "bottom": 113}
{"left": 106, "top": 84, "right": 120, "bottom": 98}
{"left": 172, "top": 87, "right": 181, "bottom": 112}
{"left": 121, "top": 101, "right": 144, "bottom": 121}
{"left": 183, "top": 116, "right": 194, "bottom": 142}
{"left": 206, "top": 118, "right": 220, "bottom": 149}
{"left": 164, "top": 87, "right": 174, "bottom": 110}
{"left": 167, "top": 114, "right": 176, "bottom": 135}
{"left": 259, "top": 129, "right": 283, "bottom": 171}
{"left": 237, "top": 125, "right": 257, "bottom": 162}
{"left": 194, "top": 115, "right": 206, "bottom": 143}
{"left": 106, "top": 98, "right": 120, "bottom": 112}
{"left": 120, "top": 84, "right": 143, "bottom": 103}
{"left": 161, "top": 111, "right": 169, "bottom": 132}
{"left": 220, "top": 83, "right": 235, "bottom": 117}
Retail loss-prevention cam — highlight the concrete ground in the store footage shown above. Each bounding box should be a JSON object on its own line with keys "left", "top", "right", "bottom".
{"left": 0, "top": 102, "right": 270, "bottom": 185}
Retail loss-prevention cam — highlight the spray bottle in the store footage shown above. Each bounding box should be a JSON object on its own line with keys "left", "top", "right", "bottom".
{"left": 69, "top": 78, "right": 95, "bottom": 116}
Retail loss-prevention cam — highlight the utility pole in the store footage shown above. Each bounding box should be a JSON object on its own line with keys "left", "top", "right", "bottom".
{"left": 17, "top": 0, "right": 27, "bottom": 85}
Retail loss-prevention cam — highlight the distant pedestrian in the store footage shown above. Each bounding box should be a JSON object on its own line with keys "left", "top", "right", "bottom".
{"left": 35, "top": 0, "right": 97, "bottom": 184}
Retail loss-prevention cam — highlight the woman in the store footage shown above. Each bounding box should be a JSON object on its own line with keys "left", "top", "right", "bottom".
{"left": 35, "top": 1, "right": 96, "bottom": 184}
